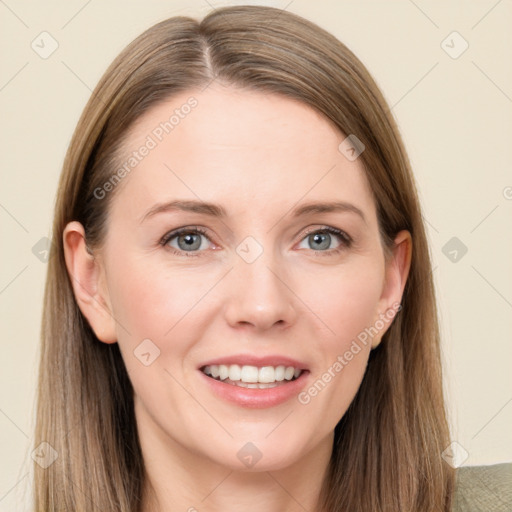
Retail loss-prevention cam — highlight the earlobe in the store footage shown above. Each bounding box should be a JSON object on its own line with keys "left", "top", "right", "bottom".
{"left": 62, "top": 221, "right": 117, "bottom": 344}
{"left": 371, "top": 230, "right": 412, "bottom": 348}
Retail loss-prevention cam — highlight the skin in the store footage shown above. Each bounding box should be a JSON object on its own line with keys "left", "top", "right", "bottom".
{"left": 64, "top": 84, "right": 412, "bottom": 512}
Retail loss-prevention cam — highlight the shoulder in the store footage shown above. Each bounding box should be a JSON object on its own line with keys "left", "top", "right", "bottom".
{"left": 452, "top": 463, "right": 512, "bottom": 512}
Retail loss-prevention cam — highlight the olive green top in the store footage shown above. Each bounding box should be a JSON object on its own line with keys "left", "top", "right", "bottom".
{"left": 453, "top": 463, "right": 512, "bottom": 511}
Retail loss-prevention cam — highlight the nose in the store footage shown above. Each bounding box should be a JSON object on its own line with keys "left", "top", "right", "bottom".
{"left": 223, "top": 251, "right": 298, "bottom": 331}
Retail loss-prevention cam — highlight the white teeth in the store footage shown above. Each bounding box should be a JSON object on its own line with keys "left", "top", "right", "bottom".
{"left": 274, "top": 365, "right": 285, "bottom": 381}
{"left": 241, "top": 365, "right": 259, "bottom": 383}
{"left": 219, "top": 364, "right": 229, "bottom": 381}
{"left": 284, "top": 366, "right": 295, "bottom": 380}
{"left": 231, "top": 381, "right": 279, "bottom": 389}
{"left": 258, "top": 382, "right": 277, "bottom": 389}
{"left": 228, "top": 364, "right": 241, "bottom": 381}
{"left": 202, "top": 364, "right": 303, "bottom": 384}
{"left": 258, "top": 366, "right": 275, "bottom": 383}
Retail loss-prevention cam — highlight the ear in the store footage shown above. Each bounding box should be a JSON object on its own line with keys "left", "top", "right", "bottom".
{"left": 371, "top": 230, "right": 412, "bottom": 349}
{"left": 62, "top": 221, "right": 117, "bottom": 344}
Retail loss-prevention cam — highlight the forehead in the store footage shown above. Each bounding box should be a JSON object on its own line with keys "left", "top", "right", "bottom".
{"left": 111, "top": 85, "right": 377, "bottom": 221}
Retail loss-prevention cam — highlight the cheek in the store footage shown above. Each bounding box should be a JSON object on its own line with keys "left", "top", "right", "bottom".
{"left": 104, "top": 253, "right": 225, "bottom": 400}
{"left": 293, "top": 267, "right": 382, "bottom": 426}
{"left": 106, "top": 254, "right": 217, "bottom": 341}
{"left": 104, "top": 256, "right": 210, "bottom": 411}
{"left": 301, "top": 260, "right": 384, "bottom": 347}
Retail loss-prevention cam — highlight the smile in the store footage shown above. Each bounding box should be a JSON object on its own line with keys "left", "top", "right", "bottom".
{"left": 201, "top": 364, "right": 303, "bottom": 388}
{"left": 201, "top": 364, "right": 302, "bottom": 389}
{"left": 198, "top": 355, "right": 310, "bottom": 408}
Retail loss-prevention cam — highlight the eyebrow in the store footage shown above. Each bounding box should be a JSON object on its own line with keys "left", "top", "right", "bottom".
{"left": 139, "top": 199, "right": 366, "bottom": 224}
{"left": 140, "top": 200, "right": 227, "bottom": 223}
{"left": 293, "top": 201, "right": 366, "bottom": 224}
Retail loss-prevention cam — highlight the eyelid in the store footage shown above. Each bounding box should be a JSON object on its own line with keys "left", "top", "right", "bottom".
{"left": 159, "top": 226, "right": 215, "bottom": 251}
{"left": 299, "top": 225, "right": 352, "bottom": 243}
{"left": 295, "top": 225, "right": 353, "bottom": 254}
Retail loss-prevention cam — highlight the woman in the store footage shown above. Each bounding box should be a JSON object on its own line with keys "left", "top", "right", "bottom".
{"left": 35, "top": 5, "right": 456, "bottom": 511}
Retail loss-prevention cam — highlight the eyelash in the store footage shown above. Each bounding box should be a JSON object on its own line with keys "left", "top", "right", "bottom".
{"left": 159, "top": 226, "right": 353, "bottom": 257}
{"left": 160, "top": 226, "right": 211, "bottom": 258}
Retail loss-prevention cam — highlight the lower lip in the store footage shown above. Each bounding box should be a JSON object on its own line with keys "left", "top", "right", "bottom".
{"left": 199, "top": 370, "right": 310, "bottom": 409}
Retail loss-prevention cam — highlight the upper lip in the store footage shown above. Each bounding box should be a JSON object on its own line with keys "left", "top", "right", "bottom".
{"left": 199, "top": 354, "right": 309, "bottom": 370}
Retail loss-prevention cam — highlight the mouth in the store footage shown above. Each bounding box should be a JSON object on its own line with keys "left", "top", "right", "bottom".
{"left": 200, "top": 364, "right": 306, "bottom": 389}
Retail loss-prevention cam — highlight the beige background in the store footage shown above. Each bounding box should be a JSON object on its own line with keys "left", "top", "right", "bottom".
{"left": 1, "top": 0, "right": 511, "bottom": 509}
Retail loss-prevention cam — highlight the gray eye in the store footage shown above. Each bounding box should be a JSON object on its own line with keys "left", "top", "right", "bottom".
{"left": 308, "top": 232, "right": 331, "bottom": 250}
{"left": 176, "top": 233, "right": 203, "bottom": 251}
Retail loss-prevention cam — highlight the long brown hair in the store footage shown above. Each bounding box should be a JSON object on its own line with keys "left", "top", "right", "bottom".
{"left": 35, "top": 5, "right": 454, "bottom": 511}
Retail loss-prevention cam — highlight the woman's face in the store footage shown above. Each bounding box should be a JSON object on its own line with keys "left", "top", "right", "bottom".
{"left": 67, "top": 85, "right": 409, "bottom": 471}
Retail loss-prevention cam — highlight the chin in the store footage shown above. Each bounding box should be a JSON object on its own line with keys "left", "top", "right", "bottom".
{"left": 201, "top": 433, "right": 312, "bottom": 472}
